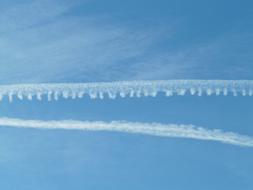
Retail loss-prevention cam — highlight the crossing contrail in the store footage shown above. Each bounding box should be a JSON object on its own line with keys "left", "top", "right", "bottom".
{"left": 0, "top": 80, "right": 253, "bottom": 102}
{"left": 0, "top": 117, "right": 252, "bottom": 147}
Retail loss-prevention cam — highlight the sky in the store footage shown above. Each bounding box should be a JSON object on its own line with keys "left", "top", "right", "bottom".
{"left": 0, "top": 0, "right": 253, "bottom": 189}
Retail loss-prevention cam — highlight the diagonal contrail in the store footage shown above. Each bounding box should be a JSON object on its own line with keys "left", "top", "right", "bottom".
{"left": 0, "top": 117, "right": 252, "bottom": 147}
{"left": 0, "top": 80, "right": 253, "bottom": 102}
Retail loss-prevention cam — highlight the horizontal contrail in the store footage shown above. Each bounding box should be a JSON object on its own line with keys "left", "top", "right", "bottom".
{"left": 0, "top": 117, "right": 252, "bottom": 147}
{"left": 0, "top": 80, "right": 253, "bottom": 102}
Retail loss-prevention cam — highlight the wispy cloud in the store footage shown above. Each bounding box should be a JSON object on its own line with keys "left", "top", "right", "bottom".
{"left": 0, "top": 117, "right": 252, "bottom": 147}
{"left": 0, "top": 0, "right": 169, "bottom": 84}
{"left": 2, "top": 0, "right": 212, "bottom": 85}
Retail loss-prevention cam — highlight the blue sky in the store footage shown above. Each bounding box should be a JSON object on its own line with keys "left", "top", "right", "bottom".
{"left": 1, "top": 0, "right": 253, "bottom": 83}
{"left": 0, "top": 0, "right": 253, "bottom": 189}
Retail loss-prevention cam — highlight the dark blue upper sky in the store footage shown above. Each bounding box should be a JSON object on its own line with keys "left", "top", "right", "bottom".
{"left": 0, "top": 0, "right": 253, "bottom": 83}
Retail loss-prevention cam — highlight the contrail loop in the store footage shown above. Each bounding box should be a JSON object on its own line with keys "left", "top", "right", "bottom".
{"left": 0, "top": 117, "right": 252, "bottom": 147}
{"left": 0, "top": 80, "right": 253, "bottom": 102}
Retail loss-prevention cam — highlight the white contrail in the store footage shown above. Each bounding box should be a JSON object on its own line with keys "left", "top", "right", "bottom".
{"left": 0, "top": 117, "right": 252, "bottom": 147}
{"left": 0, "top": 80, "right": 253, "bottom": 102}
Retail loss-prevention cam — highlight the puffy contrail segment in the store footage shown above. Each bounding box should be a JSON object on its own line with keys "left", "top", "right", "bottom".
{"left": 0, "top": 117, "right": 252, "bottom": 147}
{"left": 1, "top": 80, "right": 253, "bottom": 102}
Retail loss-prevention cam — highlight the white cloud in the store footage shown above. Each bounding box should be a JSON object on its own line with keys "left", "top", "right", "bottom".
{"left": 0, "top": 80, "right": 252, "bottom": 103}
{"left": 0, "top": 117, "right": 252, "bottom": 147}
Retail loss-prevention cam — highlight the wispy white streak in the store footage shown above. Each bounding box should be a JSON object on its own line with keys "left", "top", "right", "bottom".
{"left": 0, "top": 80, "right": 253, "bottom": 102}
{"left": 0, "top": 117, "right": 252, "bottom": 147}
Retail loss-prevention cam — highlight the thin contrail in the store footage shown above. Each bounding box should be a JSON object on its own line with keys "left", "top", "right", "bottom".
{"left": 0, "top": 80, "right": 253, "bottom": 102}
{"left": 0, "top": 117, "right": 252, "bottom": 147}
